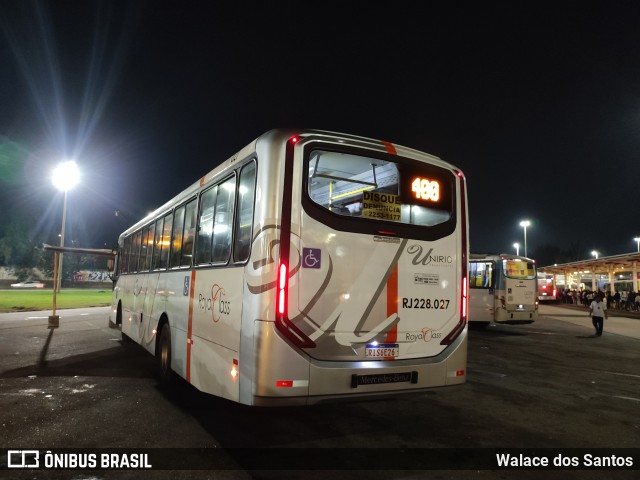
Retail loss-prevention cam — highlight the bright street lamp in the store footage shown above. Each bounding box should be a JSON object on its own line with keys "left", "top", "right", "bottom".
{"left": 52, "top": 160, "right": 80, "bottom": 292}
{"left": 519, "top": 220, "right": 530, "bottom": 257}
{"left": 634, "top": 237, "right": 640, "bottom": 253}
{"left": 513, "top": 243, "right": 520, "bottom": 256}
{"left": 591, "top": 250, "right": 599, "bottom": 259}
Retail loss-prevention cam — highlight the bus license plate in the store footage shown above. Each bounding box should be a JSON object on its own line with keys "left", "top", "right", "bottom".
{"left": 365, "top": 343, "right": 399, "bottom": 358}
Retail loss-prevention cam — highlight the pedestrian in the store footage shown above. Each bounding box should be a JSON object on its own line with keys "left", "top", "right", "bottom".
{"left": 588, "top": 293, "right": 608, "bottom": 337}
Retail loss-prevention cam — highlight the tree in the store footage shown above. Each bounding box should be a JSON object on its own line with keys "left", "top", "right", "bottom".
{"left": 0, "top": 216, "right": 43, "bottom": 269}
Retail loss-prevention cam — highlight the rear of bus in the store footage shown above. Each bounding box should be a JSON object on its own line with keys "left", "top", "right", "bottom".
{"left": 537, "top": 273, "right": 557, "bottom": 302}
{"left": 246, "top": 130, "right": 468, "bottom": 405}
{"left": 495, "top": 256, "right": 538, "bottom": 324}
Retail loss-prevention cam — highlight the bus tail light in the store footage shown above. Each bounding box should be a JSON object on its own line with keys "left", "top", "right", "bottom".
{"left": 441, "top": 276, "right": 468, "bottom": 346}
{"left": 442, "top": 170, "right": 467, "bottom": 346}
{"left": 275, "top": 262, "right": 316, "bottom": 349}
{"left": 230, "top": 358, "right": 238, "bottom": 379}
{"left": 461, "top": 276, "right": 468, "bottom": 320}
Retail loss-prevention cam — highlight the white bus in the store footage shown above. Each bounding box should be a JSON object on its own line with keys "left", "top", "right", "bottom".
{"left": 110, "top": 129, "right": 469, "bottom": 406}
{"left": 468, "top": 254, "right": 538, "bottom": 325}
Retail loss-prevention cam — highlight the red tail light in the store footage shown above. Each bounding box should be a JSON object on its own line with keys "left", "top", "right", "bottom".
{"left": 277, "top": 263, "right": 287, "bottom": 315}
{"left": 274, "top": 262, "right": 316, "bottom": 349}
{"left": 462, "top": 276, "right": 468, "bottom": 320}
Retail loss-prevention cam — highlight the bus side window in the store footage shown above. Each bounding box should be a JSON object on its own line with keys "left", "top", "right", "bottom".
{"left": 152, "top": 218, "right": 163, "bottom": 270}
{"left": 234, "top": 162, "right": 256, "bottom": 263}
{"left": 142, "top": 224, "right": 154, "bottom": 271}
{"left": 122, "top": 236, "right": 132, "bottom": 274}
{"left": 160, "top": 213, "right": 173, "bottom": 269}
{"left": 211, "top": 176, "right": 236, "bottom": 263}
{"left": 196, "top": 186, "right": 217, "bottom": 265}
{"left": 132, "top": 230, "right": 142, "bottom": 272}
{"left": 181, "top": 198, "right": 197, "bottom": 266}
{"left": 171, "top": 205, "right": 186, "bottom": 268}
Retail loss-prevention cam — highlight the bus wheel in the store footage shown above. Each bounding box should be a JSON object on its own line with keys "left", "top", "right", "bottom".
{"left": 158, "top": 324, "right": 172, "bottom": 387}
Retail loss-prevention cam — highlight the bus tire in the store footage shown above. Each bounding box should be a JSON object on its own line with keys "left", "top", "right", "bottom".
{"left": 158, "top": 323, "right": 173, "bottom": 387}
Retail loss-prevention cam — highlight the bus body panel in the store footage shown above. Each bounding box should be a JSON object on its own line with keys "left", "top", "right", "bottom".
{"left": 295, "top": 219, "right": 459, "bottom": 360}
{"left": 188, "top": 268, "right": 244, "bottom": 401}
{"left": 250, "top": 320, "right": 466, "bottom": 406}
{"left": 467, "top": 288, "right": 494, "bottom": 323}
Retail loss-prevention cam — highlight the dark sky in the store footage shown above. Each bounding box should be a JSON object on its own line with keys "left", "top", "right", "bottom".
{"left": 1, "top": 1, "right": 640, "bottom": 263}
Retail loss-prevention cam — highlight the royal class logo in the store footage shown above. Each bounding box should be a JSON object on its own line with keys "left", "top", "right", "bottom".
{"left": 198, "top": 284, "right": 230, "bottom": 323}
{"left": 407, "top": 245, "right": 453, "bottom": 266}
{"left": 405, "top": 327, "right": 442, "bottom": 342}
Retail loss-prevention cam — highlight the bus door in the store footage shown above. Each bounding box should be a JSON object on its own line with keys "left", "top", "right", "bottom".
{"left": 468, "top": 260, "right": 495, "bottom": 323}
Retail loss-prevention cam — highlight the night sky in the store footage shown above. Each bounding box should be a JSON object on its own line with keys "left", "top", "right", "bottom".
{"left": 1, "top": 1, "right": 640, "bottom": 264}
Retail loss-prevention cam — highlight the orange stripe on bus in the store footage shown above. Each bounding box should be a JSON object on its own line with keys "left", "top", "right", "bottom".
{"left": 186, "top": 270, "right": 196, "bottom": 382}
{"left": 386, "top": 263, "right": 398, "bottom": 346}
{"left": 381, "top": 140, "right": 397, "bottom": 155}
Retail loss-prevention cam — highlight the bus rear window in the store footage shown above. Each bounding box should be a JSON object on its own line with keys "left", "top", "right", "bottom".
{"left": 306, "top": 150, "right": 452, "bottom": 227}
{"left": 503, "top": 259, "right": 536, "bottom": 279}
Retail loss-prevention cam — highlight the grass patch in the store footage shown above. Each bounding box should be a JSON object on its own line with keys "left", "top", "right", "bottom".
{"left": 0, "top": 289, "right": 112, "bottom": 313}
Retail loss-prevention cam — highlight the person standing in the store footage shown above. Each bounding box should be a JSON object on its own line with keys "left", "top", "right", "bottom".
{"left": 588, "top": 293, "right": 608, "bottom": 337}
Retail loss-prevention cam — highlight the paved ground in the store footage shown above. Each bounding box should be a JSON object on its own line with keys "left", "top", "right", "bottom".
{"left": 0, "top": 305, "right": 638, "bottom": 480}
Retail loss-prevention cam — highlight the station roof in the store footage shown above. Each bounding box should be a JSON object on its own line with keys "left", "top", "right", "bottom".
{"left": 540, "top": 252, "right": 640, "bottom": 275}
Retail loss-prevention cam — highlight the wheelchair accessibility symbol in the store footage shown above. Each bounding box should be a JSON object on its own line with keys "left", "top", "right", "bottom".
{"left": 302, "top": 248, "right": 321, "bottom": 269}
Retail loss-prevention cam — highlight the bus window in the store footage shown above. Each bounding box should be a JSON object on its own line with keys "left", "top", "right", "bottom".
{"left": 171, "top": 205, "right": 186, "bottom": 268}
{"left": 152, "top": 218, "right": 163, "bottom": 270}
{"left": 142, "top": 224, "right": 154, "bottom": 271}
{"left": 132, "top": 230, "right": 142, "bottom": 272}
{"left": 306, "top": 150, "right": 452, "bottom": 227}
{"left": 234, "top": 162, "right": 256, "bottom": 263}
{"left": 159, "top": 213, "right": 173, "bottom": 269}
{"left": 503, "top": 259, "right": 536, "bottom": 279}
{"left": 469, "top": 261, "right": 493, "bottom": 288}
{"left": 122, "top": 236, "right": 131, "bottom": 274}
{"left": 196, "top": 185, "right": 217, "bottom": 265}
{"left": 181, "top": 199, "right": 197, "bottom": 266}
{"left": 211, "top": 177, "right": 235, "bottom": 263}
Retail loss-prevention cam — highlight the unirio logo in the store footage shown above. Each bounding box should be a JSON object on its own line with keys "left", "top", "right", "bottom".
{"left": 406, "top": 245, "right": 453, "bottom": 266}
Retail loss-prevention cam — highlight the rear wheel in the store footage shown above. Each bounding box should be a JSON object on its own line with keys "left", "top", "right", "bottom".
{"left": 158, "top": 324, "right": 172, "bottom": 387}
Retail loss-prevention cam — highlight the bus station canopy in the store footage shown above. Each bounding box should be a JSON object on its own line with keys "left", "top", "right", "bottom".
{"left": 540, "top": 252, "right": 640, "bottom": 276}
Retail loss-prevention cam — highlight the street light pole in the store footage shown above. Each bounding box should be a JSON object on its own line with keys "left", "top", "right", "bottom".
{"left": 57, "top": 190, "right": 68, "bottom": 293}
{"left": 519, "top": 220, "right": 530, "bottom": 257}
{"left": 591, "top": 250, "right": 599, "bottom": 259}
{"left": 513, "top": 243, "right": 520, "bottom": 256}
{"left": 52, "top": 160, "right": 80, "bottom": 293}
{"left": 634, "top": 237, "right": 640, "bottom": 253}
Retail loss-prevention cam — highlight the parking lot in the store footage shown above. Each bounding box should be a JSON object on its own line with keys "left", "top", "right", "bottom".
{"left": 1, "top": 305, "right": 639, "bottom": 479}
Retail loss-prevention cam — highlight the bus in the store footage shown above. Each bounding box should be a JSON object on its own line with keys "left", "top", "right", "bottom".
{"left": 468, "top": 254, "right": 538, "bottom": 325}
{"left": 110, "top": 129, "right": 469, "bottom": 406}
{"left": 537, "top": 272, "right": 557, "bottom": 302}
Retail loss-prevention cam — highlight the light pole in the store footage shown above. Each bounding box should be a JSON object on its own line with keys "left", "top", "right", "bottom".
{"left": 591, "top": 250, "right": 599, "bottom": 259}
{"left": 519, "top": 220, "right": 530, "bottom": 257}
{"left": 52, "top": 161, "right": 80, "bottom": 292}
{"left": 513, "top": 243, "right": 520, "bottom": 256}
{"left": 634, "top": 237, "right": 640, "bottom": 253}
